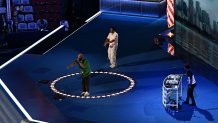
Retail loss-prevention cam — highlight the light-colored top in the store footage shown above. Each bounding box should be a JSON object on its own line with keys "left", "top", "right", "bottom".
{"left": 188, "top": 75, "right": 196, "bottom": 85}
{"left": 60, "top": 20, "right": 69, "bottom": 31}
{"left": 107, "top": 32, "right": 118, "bottom": 47}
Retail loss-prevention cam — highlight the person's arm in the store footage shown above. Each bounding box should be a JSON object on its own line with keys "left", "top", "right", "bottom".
{"left": 65, "top": 21, "right": 69, "bottom": 28}
{"left": 67, "top": 61, "right": 78, "bottom": 69}
{"left": 104, "top": 38, "right": 109, "bottom": 43}
{"left": 107, "top": 39, "right": 115, "bottom": 43}
{"left": 104, "top": 39, "right": 115, "bottom": 47}
{"left": 188, "top": 76, "right": 193, "bottom": 88}
{"left": 104, "top": 33, "right": 110, "bottom": 47}
{"left": 107, "top": 33, "right": 117, "bottom": 43}
{"left": 78, "top": 60, "right": 88, "bottom": 69}
{"left": 187, "top": 71, "right": 193, "bottom": 87}
{"left": 189, "top": 76, "right": 193, "bottom": 85}
{"left": 78, "top": 62, "right": 85, "bottom": 69}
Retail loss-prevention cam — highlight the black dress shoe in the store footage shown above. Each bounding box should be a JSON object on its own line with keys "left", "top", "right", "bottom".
{"left": 182, "top": 101, "right": 189, "bottom": 104}
{"left": 189, "top": 103, "right": 196, "bottom": 106}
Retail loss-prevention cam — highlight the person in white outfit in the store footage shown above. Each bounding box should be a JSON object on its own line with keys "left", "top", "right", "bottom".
{"left": 104, "top": 27, "right": 118, "bottom": 68}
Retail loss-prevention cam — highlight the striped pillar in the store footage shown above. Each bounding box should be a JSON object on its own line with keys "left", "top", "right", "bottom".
{"left": 168, "top": 43, "right": 175, "bottom": 56}
{"left": 167, "top": 0, "right": 174, "bottom": 28}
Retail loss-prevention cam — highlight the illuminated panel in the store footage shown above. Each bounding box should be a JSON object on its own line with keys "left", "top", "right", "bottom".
{"left": 0, "top": 79, "right": 48, "bottom": 123}
{"left": 100, "top": 0, "right": 167, "bottom": 17}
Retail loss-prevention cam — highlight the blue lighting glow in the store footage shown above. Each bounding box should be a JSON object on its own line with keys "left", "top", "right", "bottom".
{"left": 100, "top": 0, "right": 166, "bottom": 17}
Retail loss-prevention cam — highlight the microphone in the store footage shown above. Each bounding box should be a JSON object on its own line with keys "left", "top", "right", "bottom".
{"left": 73, "top": 60, "right": 79, "bottom": 64}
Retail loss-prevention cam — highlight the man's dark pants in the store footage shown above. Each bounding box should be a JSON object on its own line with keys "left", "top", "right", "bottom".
{"left": 186, "top": 83, "right": 196, "bottom": 104}
{"left": 82, "top": 75, "right": 90, "bottom": 92}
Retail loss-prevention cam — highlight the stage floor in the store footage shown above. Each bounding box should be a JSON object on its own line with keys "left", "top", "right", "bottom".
{"left": 0, "top": 13, "right": 218, "bottom": 123}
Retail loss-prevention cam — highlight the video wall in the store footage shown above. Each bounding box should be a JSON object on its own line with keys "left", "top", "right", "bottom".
{"left": 175, "top": 22, "right": 218, "bottom": 69}
{"left": 175, "top": 0, "right": 218, "bottom": 41}
{"left": 175, "top": 0, "right": 218, "bottom": 70}
{"left": 100, "top": 0, "right": 166, "bottom": 17}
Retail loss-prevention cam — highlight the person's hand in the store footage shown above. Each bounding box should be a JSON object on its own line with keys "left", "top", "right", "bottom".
{"left": 110, "top": 43, "right": 114, "bottom": 47}
{"left": 76, "top": 59, "right": 82, "bottom": 64}
{"left": 104, "top": 42, "right": 108, "bottom": 47}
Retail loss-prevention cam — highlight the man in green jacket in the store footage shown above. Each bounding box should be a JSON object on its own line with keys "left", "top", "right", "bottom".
{"left": 67, "top": 53, "right": 91, "bottom": 97}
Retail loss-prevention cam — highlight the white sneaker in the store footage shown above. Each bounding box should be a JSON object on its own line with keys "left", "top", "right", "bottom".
{"left": 84, "top": 92, "right": 90, "bottom": 97}
{"left": 110, "top": 65, "right": 116, "bottom": 68}
{"left": 81, "top": 92, "right": 85, "bottom": 96}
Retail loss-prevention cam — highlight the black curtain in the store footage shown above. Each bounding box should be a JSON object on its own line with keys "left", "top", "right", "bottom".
{"left": 62, "top": 0, "right": 99, "bottom": 31}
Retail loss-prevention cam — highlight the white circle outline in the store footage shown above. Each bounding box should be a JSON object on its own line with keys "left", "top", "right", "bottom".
{"left": 50, "top": 71, "right": 136, "bottom": 99}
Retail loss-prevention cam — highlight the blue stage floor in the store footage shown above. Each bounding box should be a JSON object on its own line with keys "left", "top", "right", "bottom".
{"left": 0, "top": 13, "right": 218, "bottom": 123}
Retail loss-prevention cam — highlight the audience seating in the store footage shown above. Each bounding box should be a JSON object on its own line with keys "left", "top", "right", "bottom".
{"left": 28, "top": 22, "right": 38, "bottom": 30}
{"left": 23, "top": 6, "right": 33, "bottom": 13}
{"left": 17, "top": 14, "right": 25, "bottom": 22}
{"left": 18, "top": 23, "right": 27, "bottom": 30}
{"left": 25, "top": 14, "right": 34, "bottom": 22}
{"left": 12, "top": 0, "right": 20, "bottom": 4}
{"left": 20, "top": 0, "right": 29, "bottom": 4}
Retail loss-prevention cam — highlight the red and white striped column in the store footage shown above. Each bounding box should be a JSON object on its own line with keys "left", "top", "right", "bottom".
{"left": 168, "top": 43, "right": 175, "bottom": 56}
{"left": 167, "top": 0, "right": 174, "bottom": 28}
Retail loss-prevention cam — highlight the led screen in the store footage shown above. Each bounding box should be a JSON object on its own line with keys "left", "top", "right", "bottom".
{"left": 175, "top": 0, "right": 218, "bottom": 70}
{"left": 100, "top": 0, "right": 166, "bottom": 17}
{"left": 175, "top": 0, "right": 218, "bottom": 41}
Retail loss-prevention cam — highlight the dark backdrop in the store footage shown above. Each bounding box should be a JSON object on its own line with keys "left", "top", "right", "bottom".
{"left": 62, "top": 0, "right": 99, "bottom": 30}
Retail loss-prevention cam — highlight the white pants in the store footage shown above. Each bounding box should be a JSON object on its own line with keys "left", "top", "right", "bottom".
{"left": 108, "top": 45, "right": 118, "bottom": 67}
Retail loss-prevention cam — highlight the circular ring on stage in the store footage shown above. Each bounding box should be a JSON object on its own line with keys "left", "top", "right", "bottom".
{"left": 50, "top": 71, "right": 136, "bottom": 99}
